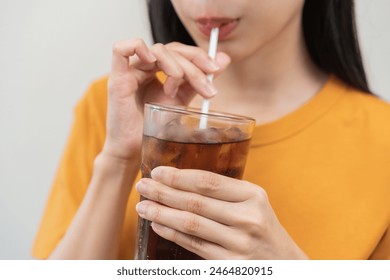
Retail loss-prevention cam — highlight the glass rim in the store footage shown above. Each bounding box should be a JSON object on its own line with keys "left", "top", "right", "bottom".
{"left": 145, "top": 102, "right": 256, "bottom": 124}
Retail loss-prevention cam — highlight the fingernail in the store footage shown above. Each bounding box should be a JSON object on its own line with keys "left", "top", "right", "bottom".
{"left": 135, "top": 180, "right": 146, "bottom": 193}
{"left": 151, "top": 167, "right": 162, "bottom": 179}
{"left": 151, "top": 222, "right": 163, "bottom": 232}
{"left": 136, "top": 202, "right": 146, "bottom": 215}
{"left": 206, "top": 60, "right": 220, "bottom": 71}
{"left": 147, "top": 50, "right": 157, "bottom": 62}
{"left": 205, "top": 80, "right": 218, "bottom": 97}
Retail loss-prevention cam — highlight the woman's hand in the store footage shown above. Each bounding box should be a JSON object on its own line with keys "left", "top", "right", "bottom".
{"left": 135, "top": 166, "right": 308, "bottom": 260}
{"left": 102, "top": 39, "right": 231, "bottom": 161}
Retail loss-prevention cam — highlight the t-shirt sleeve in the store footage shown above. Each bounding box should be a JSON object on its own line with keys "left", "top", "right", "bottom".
{"left": 32, "top": 77, "right": 108, "bottom": 259}
{"left": 369, "top": 226, "right": 390, "bottom": 260}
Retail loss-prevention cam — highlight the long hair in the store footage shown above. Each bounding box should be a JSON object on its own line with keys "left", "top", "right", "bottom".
{"left": 147, "top": 0, "right": 371, "bottom": 94}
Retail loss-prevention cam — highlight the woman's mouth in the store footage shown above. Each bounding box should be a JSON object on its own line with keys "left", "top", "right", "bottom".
{"left": 196, "top": 17, "right": 239, "bottom": 40}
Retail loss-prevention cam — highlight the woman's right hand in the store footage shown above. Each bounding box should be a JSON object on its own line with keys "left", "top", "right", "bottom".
{"left": 50, "top": 40, "right": 230, "bottom": 259}
{"left": 102, "top": 39, "right": 231, "bottom": 161}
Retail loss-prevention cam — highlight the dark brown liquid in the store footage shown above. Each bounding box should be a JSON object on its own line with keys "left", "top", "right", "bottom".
{"left": 137, "top": 135, "right": 251, "bottom": 260}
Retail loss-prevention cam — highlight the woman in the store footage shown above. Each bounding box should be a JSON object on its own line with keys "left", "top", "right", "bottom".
{"left": 33, "top": 0, "right": 390, "bottom": 259}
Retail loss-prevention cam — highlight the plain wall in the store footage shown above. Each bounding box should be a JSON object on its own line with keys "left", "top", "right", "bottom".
{"left": 0, "top": 0, "right": 151, "bottom": 259}
{"left": 0, "top": 0, "right": 389, "bottom": 259}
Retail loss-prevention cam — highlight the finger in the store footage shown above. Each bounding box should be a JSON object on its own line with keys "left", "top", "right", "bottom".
{"left": 111, "top": 38, "right": 156, "bottom": 73}
{"left": 174, "top": 82, "right": 198, "bottom": 105}
{"left": 172, "top": 52, "right": 218, "bottom": 98}
{"left": 151, "top": 166, "right": 254, "bottom": 202}
{"left": 136, "top": 178, "right": 234, "bottom": 225}
{"left": 150, "top": 222, "right": 228, "bottom": 260}
{"left": 166, "top": 43, "right": 231, "bottom": 76}
{"left": 213, "top": 52, "right": 231, "bottom": 76}
{"left": 166, "top": 42, "right": 221, "bottom": 73}
{"left": 136, "top": 200, "right": 236, "bottom": 247}
{"left": 149, "top": 43, "right": 185, "bottom": 97}
{"left": 163, "top": 76, "right": 183, "bottom": 98}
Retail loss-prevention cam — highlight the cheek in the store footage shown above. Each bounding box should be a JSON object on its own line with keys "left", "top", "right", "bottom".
{"left": 170, "top": 0, "right": 192, "bottom": 25}
{"left": 171, "top": 0, "right": 201, "bottom": 20}
{"left": 243, "top": 1, "right": 304, "bottom": 41}
{"left": 245, "top": 0, "right": 304, "bottom": 31}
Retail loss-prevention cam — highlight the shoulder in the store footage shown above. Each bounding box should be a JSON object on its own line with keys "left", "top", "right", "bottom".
{"left": 75, "top": 75, "right": 109, "bottom": 120}
{"left": 332, "top": 78, "right": 390, "bottom": 125}
{"left": 88, "top": 75, "right": 109, "bottom": 94}
{"left": 333, "top": 79, "right": 390, "bottom": 144}
{"left": 339, "top": 77, "right": 390, "bottom": 116}
{"left": 350, "top": 89, "right": 390, "bottom": 118}
{"left": 77, "top": 75, "right": 108, "bottom": 108}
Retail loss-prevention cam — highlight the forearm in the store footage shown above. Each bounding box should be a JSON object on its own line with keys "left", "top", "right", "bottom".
{"left": 49, "top": 153, "right": 140, "bottom": 259}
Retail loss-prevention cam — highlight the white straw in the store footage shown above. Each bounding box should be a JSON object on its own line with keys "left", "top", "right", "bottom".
{"left": 200, "top": 27, "right": 219, "bottom": 129}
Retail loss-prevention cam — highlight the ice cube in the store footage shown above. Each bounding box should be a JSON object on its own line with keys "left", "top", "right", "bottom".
{"left": 190, "top": 127, "right": 222, "bottom": 143}
{"left": 162, "top": 118, "right": 191, "bottom": 142}
{"left": 223, "top": 127, "right": 246, "bottom": 142}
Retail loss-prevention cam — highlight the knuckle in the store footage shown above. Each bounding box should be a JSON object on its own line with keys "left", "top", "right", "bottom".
{"left": 242, "top": 180, "right": 268, "bottom": 202}
{"left": 185, "top": 70, "right": 203, "bottom": 82}
{"left": 192, "top": 51, "right": 208, "bottom": 63}
{"left": 171, "top": 229, "right": 181, "bottom": 244}
{"left": 198, "top": 172, "right": 221, "bottom": 193}
{"left": 186, "top": 195, "right": 203, "bottom": 214}
{"left": 151, "top": 42, "right": 164, "bottom": 51}
{"left": 190, "top": 236, "right": 205, "bottom": 251}
{"left": 237, "top": 207, "right": 264, "bottom": 235}
{"left": 168, "top": 66, "right": 184, "bottom": 79}
{"left": 131, "top": 38, "right": 146, "bottom": 49}
{"left": 112, "top": 41, "right": 122, "bottom": 53}
{"left": 166, "top": 41, "right": 180, "bottom": 49}
{"left": 168, "top": 168, "right": 181, "bottom": 187}
{"left": 182, "top": 215, "right": 200, "bottom": 234}
{"left": 253, "top": 187, "right": 269, "bottom": 204}
{"left": 151, "top": 43, "right": 184, "bottom": 78}
{"left": 227, "top": 246, "right": 249, "bottom": 260}
{"left": 133, "top": 37, "right": 144, "bottom": 44}
{"left": 151, "top": 206, "right": 161, "bottom": 222}
{"left": 154, "top": 189, "right": 165, "bottom": 204}
{"left": 172, "top": 71, "right": 184, "bottom": 80}
{"left": 237, "top": 235, "right": 255, "bottom": 255}
{"left": 112, "top": 38, "right": 145, "bottom": 53}
{"left": 239, "top": 214, "right": 256, "bottom": 229}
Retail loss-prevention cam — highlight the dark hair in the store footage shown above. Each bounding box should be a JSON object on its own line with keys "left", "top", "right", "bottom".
{"left": 147, "top": 0, "right": 371, "bottom": 94}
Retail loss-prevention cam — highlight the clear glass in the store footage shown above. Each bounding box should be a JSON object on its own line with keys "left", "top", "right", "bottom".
{"left": 135, "top": 103, "right": 255, "bottom": 260}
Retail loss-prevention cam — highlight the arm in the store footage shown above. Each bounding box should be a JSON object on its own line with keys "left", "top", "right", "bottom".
{"left": 46, "top": 39, "right": 230, "bottom": 259}
{"left": 49, "top": 154, "right": 138, "bottom": 259}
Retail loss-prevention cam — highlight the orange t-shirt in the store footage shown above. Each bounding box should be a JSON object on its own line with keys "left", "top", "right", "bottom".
{"left": 33, "top": 75, "right": 390, "bottom": 259}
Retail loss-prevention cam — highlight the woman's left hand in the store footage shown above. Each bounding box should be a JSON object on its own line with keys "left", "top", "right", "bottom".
{"left": 135, "top": 166, "right": 308, "bottom": 259}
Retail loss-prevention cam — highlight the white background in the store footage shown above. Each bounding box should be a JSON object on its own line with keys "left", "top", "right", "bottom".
{"left": 0, "top": 0, "right": 389, "bottom": 259}
{"left": 1, "top": 260, "right": 390, "bottom": 280}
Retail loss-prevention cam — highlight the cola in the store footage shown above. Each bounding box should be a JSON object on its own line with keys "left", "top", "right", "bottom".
{"left": 135, "top": 103, "right": 255, "bottom": 260}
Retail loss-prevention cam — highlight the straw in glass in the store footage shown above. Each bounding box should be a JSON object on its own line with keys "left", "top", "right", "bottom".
{"left": 199, "top": 27, "right": 219, "bottom": 129}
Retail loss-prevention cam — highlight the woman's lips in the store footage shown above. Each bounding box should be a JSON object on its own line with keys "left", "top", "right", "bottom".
{"left": 196, "top": 17, "right": 238, "bottom": 40}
